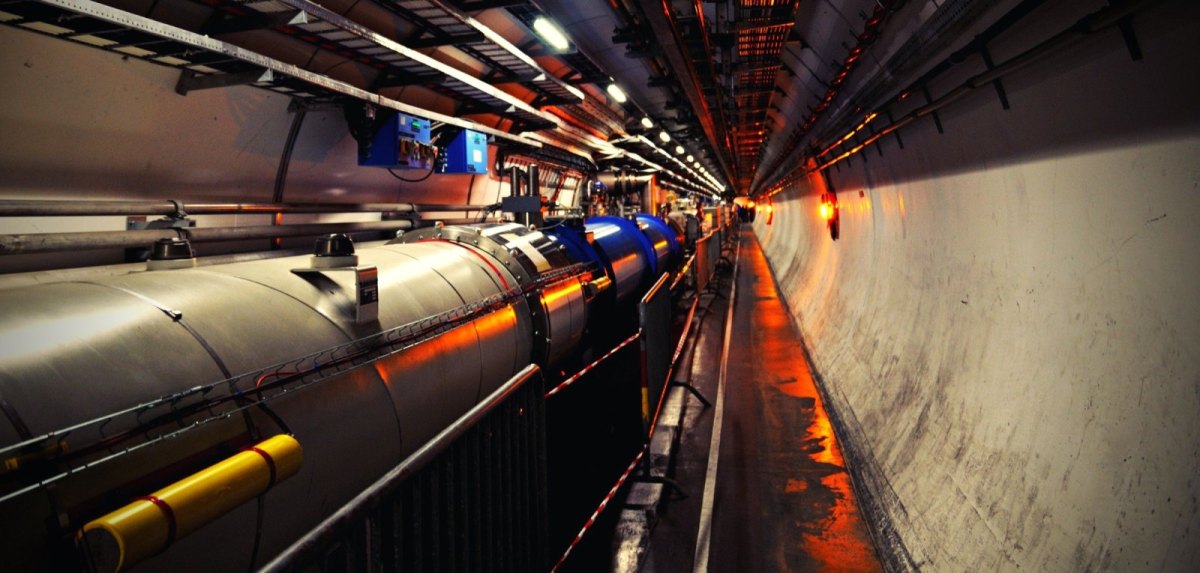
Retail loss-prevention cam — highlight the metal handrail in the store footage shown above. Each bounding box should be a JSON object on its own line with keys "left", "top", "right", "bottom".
{"left": 260, "top": 363, "right": 543, "bottom": 572}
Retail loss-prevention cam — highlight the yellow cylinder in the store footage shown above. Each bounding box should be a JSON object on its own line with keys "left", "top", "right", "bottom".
{"left": 80, "top": 434, "right": 302, "bottom": 573}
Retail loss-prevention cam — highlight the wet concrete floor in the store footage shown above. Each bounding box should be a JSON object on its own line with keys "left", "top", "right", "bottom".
{"left": 644, "top": 228, "right": 880, "bottom": 572}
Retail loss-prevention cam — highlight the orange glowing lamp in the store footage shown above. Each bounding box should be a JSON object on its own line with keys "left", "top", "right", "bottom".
{"left": 819, "top": 202, "right": 833, "bottom": 220}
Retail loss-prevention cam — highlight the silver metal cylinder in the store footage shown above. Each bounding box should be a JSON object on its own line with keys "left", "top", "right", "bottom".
{"left": 0, "top": 235, "right": 532, "bottom": 571}
{"left": 394, "top": 223, "right": 588, "bottom": 369}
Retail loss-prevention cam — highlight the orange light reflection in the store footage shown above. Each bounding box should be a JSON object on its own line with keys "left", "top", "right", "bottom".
{"left": 540, "top": 280, "right": 581, "bottom": 308}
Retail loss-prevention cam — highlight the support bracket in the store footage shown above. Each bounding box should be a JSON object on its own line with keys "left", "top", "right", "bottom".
{"left": 176, "top": 69, "right": 274, "bottom": 95}
{"left": 921, "top": 86, "right": 945, "bottom": 134}
{"left": 1117, "top": 16, "right": 1143, "bottom": 61}
{"left": 980, "top": 47, "right": 1011, "bottom": 110}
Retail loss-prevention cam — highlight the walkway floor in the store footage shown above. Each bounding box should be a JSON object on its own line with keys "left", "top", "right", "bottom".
{"left": 643, "top": 227, "right": 881, "bottom": 572}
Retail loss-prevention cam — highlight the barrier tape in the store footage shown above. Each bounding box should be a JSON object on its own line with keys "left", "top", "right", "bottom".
{"left": 544, "top": 331, "right": 642, "bottom": 399}
{"left": 670, "top": 254, "right": 696, "bottom": 291}
{"left": 645, "top": 295, "right": 702, "bottom": 439}
{"left": 549, "top": 449, "right": 646, "bottom": 573}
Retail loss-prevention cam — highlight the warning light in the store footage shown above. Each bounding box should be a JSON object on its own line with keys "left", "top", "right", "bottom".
{"left": 819, "top": 192, "right": 840, "bottom": 241}
{"left": 819, "top": 203, "right": 833, "bottom": 220}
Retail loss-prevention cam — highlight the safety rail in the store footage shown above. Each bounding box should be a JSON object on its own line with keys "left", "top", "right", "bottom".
{"left": 261, "top": 364, "right": 548, "bottom": 572}
{"left": 694, "top": 230, "right": 722, "bottom": 293}
{"left": 639, "top": 273, "right": 673, "bottom": 435}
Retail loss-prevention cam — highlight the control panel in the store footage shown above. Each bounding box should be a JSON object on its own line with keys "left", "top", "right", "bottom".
{"left": 358, "top": 112, "right": 436, "bottom": 170}
{"left": 443, "top": 129, "right": 488, "bottom": 174}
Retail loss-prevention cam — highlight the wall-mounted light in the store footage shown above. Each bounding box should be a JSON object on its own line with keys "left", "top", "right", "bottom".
{"left": 820, "top": 191, "right": 840, "bottom": 240}
{"left": 605, "top": 83, "right": 628, "bottom": 103}
{"left": 641, "top": 117, "right": 654, "bottom": 129}
{"left": 532, "top": 17, "right": 570, "bottom": 51}
{"left": 658, "top": 131, "right": 670, "bottom": 143}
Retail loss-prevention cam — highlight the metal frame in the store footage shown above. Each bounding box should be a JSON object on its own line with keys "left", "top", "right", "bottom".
{"left": 265, "top": 0, "right": 558, "bottom": 129}
{"left": 0, "top": 0, "right": 544, "bottom": 147}
{"left": 259, "top": 364, "right": 547, "bottom": 572}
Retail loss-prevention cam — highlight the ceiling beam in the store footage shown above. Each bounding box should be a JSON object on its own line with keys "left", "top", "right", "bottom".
{"left": 639, "top": 0, "right": 736, "bottom": 192}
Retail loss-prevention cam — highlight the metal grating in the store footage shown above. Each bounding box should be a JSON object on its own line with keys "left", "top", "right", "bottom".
{"left": 384, "top": 0, "right": 585, "bottom": 106}
{"left": 255, "top": 0, "right": 558, "bottom": 129}
{"left": 727, "top": 1, "right": 797, "bottom": 187}
{"left": 560, "top": 95, "right": 626, "bottom": 137}
{"left": 0, "top": 0, "right": 544, "bottom": 146}
{"left": 505, "top": 3, "right": 611, "bottom": 85}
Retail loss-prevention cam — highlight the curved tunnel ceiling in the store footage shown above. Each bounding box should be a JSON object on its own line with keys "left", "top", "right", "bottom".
{"left": 521, "top": 0, "right": 966, "bottom": 196}
{"left": 0, "top": 0, "right": 1000, "bottom": 197}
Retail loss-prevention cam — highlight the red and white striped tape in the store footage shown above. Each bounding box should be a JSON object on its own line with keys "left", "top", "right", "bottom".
{"left": 545, "top": 331, "right": 642, "bottom": 399}
{"left": 550, "top": 449, "right": 647, "bottom": 573}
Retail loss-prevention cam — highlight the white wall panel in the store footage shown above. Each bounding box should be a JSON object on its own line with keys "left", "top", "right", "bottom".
{"left": 754, "top": 2, "right": 1200, "bottom": 570}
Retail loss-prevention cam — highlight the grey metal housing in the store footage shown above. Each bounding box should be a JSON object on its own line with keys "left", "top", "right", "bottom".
{"left": 0, "top": 236, "right": 532, "bottom": 571}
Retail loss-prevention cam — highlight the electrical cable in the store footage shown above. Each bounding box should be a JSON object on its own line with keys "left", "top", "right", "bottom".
{"left": 387, "top": 146, "right": 439, "bottom": 183}
{"left": 388, "top": 164, "right": 436, "bottom": 183}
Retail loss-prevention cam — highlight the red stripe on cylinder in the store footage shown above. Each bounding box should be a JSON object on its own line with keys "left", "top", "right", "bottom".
{"left": 136, "top": 495, "right": 177, "bottom": 549}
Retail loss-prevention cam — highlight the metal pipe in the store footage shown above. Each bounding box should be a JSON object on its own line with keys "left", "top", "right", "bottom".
{"left": 806, "top": 0, "right": 1160, "bottom": 178}
{"left": 0, "top": 200, "right": 506, "bottom": 217}
{"left": 0, "top": 220, "right": 472, "bottom": 255}
{"left": 415, "top": 203, "right": 495, "bottom": 212}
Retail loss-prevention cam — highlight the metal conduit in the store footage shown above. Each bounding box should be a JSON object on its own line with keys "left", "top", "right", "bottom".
{"left": 808, "top": 0, "right": 1160, "bottom": 176}
{"left": 0, "top": 199, "right": 497, "bottom": 217}
{"left": 0, "top": 219, "right": 477, "bottom": 255}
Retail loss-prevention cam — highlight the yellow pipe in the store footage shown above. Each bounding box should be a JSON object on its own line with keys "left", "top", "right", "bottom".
{"left": 79, "top": 434, "right": 302, "bottom": 573}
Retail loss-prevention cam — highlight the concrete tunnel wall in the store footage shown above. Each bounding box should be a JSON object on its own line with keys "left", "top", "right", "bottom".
{"left": 753, "top": 2, "right": 1200, "bottom": 571}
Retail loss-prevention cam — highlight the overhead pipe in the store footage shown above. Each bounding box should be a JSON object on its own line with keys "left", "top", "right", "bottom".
{"left": 752, "top": 0, "right": 908, "bottom": 193}
{"left": 0, "top": 219, "right": 476, "bottom": 255}
{"left": 0, "top": 200, "right": 498, "bottom": 217}
{"left": 802, "top": 0, "right": 1161, "bottom": 177}
{"left": 763, "top": 0, "right": 1156, "bottom": 194}
{"left": 639, "top": 0, "right": 738, "bottom": 188}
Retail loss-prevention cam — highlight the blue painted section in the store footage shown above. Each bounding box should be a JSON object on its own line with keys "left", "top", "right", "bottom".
{"left": 443, "top": 129, "right": 489, "bottom": 174}
{"left": 358, "top": 113, "right": 433, "bottom": 169}
{"left": 586, "top": 216, "right": 655, "bottom": 302}
{"left": 546, "top": 223, "right": 603, "bottom": 273}
{"left": 548, "top": 215, "right": 680, "bottom": 304}
{"left": 634, "top": 213, "right": 681, "bottom": 273}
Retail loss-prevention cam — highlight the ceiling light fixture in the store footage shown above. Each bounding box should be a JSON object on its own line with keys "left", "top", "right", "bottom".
{"left": 641, "top": 117, "right": 654, "bottom": 129}
{"left": 532, "top": 17, "right": 571, "bottom": 52}
{"left": 658, "top": 131, "right": 671, "bottom": 143}
{"left": 605, "top": 83, "right": 628, "bottom": 103}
